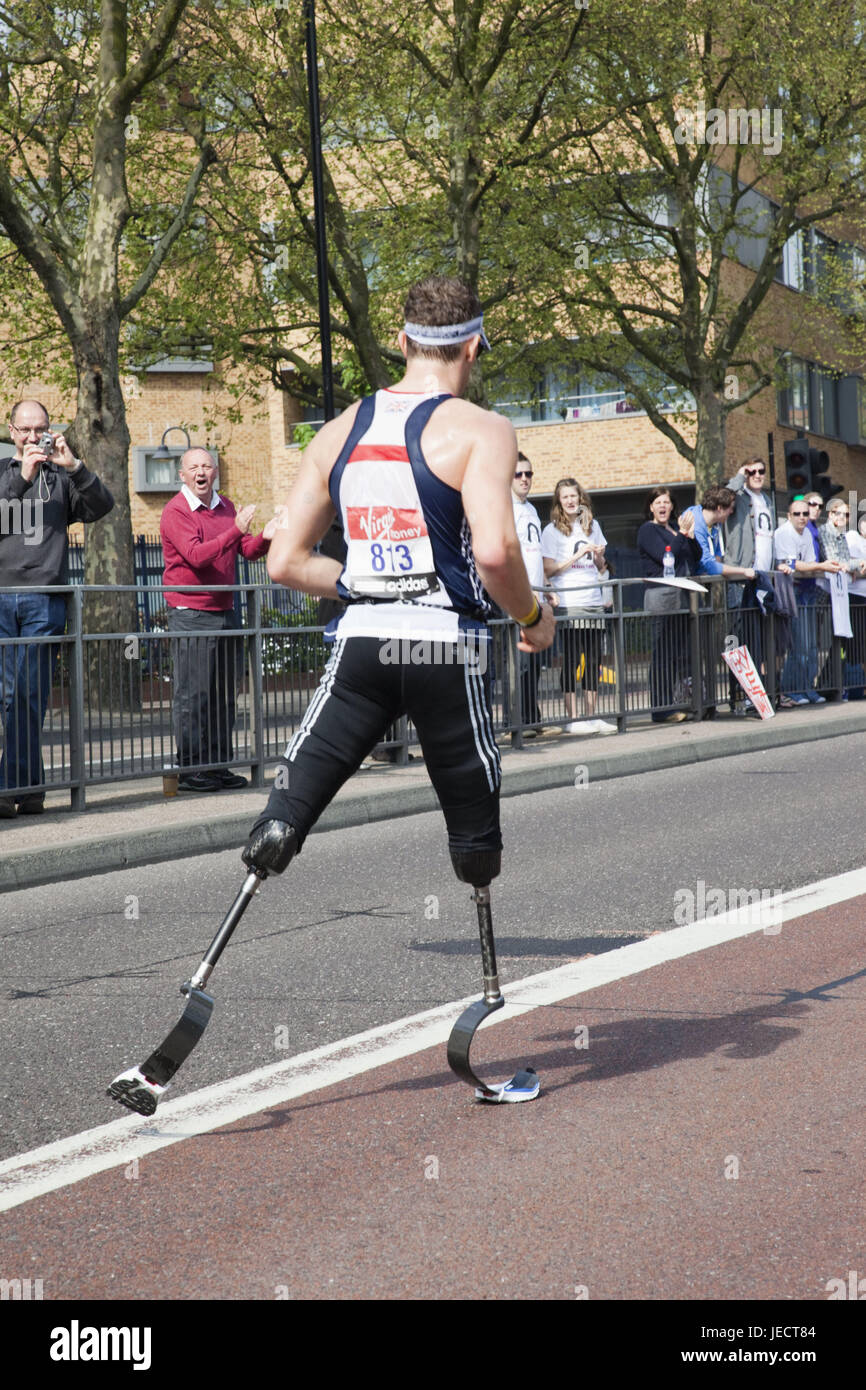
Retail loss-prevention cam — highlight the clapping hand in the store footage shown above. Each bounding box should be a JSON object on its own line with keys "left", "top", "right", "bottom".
{"left": 262, "top": 505, "right": 289, "bottom": 540}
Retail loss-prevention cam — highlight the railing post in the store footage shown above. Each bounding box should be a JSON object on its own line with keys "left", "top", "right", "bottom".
{"left": 506, "top": 619, "right": 523, "bottom": 746}
{"left": 689, "top": 589, "right": 703, "bottom": 719}
{"left": 831, "top": 632, "right": 844, "bottom": 697}
{"left": 614, "top": 580, "right": 627, "bottom": 729}
{"left": 765, "top": 610, "right": 777, "bottom": 705}
{"left": 68, "top": 586, "right": 86, "bottom": 810}
{"left": 249, "top": 585, "right": 265, "bottom": 788}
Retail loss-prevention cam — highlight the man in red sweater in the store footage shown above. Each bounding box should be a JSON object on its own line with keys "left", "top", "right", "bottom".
{"left": 161, "top": 448, "right": 280, "bottom": 791}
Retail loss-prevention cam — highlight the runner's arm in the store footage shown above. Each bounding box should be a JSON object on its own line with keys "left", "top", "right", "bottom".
{"left": 462, "top": 413, "right": 554, "bottom": 650}
{"left": 266, "top": 435, "right": 340, "bottom": 595}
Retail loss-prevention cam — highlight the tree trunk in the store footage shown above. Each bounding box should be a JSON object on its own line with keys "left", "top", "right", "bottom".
{"left": 692, "top": 381, "right": 728, "bottom": 495}
{"left": 69, "top": 317, "right": 139, "bottom": 712}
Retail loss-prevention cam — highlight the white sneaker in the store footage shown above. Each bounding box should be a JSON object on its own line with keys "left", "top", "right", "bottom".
{"left": 563, "top": 720, "right": 599, "bottom": 735}
{"left": 589, "top": 719, "right": 618, "bottom": 735}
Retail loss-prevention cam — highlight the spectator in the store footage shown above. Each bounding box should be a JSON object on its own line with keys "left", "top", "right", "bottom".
{"left": 791, "top": 491, "right": 826, "bottom": 700}
{"left": 774, "top": 498, "right": 842, "bottom": 705}
{"left": 160, "top": 448, "right": 282, "bottom": 791}
{"left": 846, "top": 511, "right": 866, "bottom": 685}
{"left": 0, "top": 399, "right": 113, "bottom": 817}
{"left": 637, "top": 487, "right": 700, "bottom": 723}
{"left": 819, "top": 499, "right": 865, "bottom": 579}
{"left": 541, "top": 477, "right": 616, "bottom": 735}
{"left": 724, "top": 457, "right": 776, "bottom": 705}
{"left": 680, "top": 486, "right": 754, "bottom": 716}
{"left": 681, "top": 486, "right": 755, "bottom": 581}
{"left": 511, "top": 452, "right": 552, "bottom": 737}
{"left": 817, "top": 498, "right": 865, "bottom": 698}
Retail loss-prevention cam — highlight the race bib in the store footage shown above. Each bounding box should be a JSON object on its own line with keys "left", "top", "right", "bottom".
{"left": 344, "top": 505, "right": 440, "bottom": 599}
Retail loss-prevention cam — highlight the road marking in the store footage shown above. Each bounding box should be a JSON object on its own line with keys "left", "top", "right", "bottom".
{"left": 2, "top": 864, "right": 865, "bottom": 1214}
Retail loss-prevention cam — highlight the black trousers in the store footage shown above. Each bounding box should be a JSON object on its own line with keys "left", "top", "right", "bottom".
{"left": 167, "top": 608, "right": 240, "bottom": 769}
{"left": 257, "top": 632, "right": 502, "bottom": 855}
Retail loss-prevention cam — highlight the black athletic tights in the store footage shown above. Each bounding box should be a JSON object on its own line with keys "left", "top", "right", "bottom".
{"left": 254, "top": 633, "right": 502, "bottom": 856}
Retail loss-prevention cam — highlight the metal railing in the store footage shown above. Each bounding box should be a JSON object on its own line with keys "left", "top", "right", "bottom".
{"left": 0, "top": 577, "right": 856, "bottom": 808}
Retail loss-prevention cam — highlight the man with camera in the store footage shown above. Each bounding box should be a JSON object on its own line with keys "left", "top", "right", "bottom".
{"left": 0, "top": 399, "right": 114, "bottom": 815}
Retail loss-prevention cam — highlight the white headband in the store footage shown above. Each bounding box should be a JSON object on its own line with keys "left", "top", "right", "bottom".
{"left": 403, "top": 315, "right": 490, "bottom": 352}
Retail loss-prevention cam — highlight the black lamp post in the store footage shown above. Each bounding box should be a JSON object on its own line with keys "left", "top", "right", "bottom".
{"left": 304, "top": 0, "right": 334, "bottom": 423}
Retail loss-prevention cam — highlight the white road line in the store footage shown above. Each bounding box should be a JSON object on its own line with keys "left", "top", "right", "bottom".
{"left": 2, "top": 864, "right": 865, "bottom": 1215}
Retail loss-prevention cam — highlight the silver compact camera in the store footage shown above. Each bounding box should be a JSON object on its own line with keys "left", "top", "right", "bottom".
{"left": 38, "top": 431, "right": 55, "bottom": 458}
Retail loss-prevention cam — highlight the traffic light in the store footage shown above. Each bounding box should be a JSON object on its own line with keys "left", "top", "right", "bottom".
{"left": 784, "top": 437, "right": 811, "bottom": 495}
{"left": 809, "top": 447, "right": 843, "bottom": 504}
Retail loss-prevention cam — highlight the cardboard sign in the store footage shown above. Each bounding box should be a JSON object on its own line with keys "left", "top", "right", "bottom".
{"left": 645, "top": 576, "right": 709, "bottom": 593}
{"left": 722, "top": 644, "right": 775, "bottom": 719}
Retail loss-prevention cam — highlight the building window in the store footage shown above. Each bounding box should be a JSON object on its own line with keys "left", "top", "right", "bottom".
{"left": 775, "top": 230, "right": 805, "bottom": 290}
{"left": 777, "top": 352, "right": 839, "bottom": 436}
{"left": 489, "top": 354, "right": 694, "bottom": 424}
{"left": 813, "top": 369, "right": 838, "bottom": 437}
{"left": 777, "top": 353, "right": 809, "bottom": 429}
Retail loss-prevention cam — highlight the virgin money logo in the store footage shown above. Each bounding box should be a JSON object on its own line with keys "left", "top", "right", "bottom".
{"left": 347, "top": 507, "right": 427, "bottom": 543}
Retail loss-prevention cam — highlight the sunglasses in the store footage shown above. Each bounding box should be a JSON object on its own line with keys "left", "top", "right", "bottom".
{"left": 514, "top": 470, "right": 533, "bottom": 479}
{"left": 790, "top": 511, "right": 808, "bottom": 517}
{"left": 747, "top": 468, "right": 766, "bottom": 476}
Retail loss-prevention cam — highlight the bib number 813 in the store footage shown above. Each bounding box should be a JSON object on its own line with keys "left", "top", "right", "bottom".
{"left": 371, "top": 542, "right": 413, "bottom": 573}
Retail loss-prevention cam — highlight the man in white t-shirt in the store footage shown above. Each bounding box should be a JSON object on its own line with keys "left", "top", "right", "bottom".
{"left": 725, "top": 456, "right": 776, "bottom": 706}
{"left": 510, "top": 453, "right": 550, "bottom": 736}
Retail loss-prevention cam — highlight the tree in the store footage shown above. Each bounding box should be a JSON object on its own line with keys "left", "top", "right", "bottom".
{"left": 0, "top": 0, "right": 218, "bottom": 619}
{"left": 522, "top": 0, "right": 866, "bottom": 491}
{"left": 182, "top": 0, "right": 608, "bottom": 415}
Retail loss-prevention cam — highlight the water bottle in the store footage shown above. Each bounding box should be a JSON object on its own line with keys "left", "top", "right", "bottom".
{"left": 662, "top": 545, "right": 675, "bottom": 581}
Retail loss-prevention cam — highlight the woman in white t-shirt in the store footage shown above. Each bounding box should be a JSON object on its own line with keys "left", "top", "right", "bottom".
{"left": 541, "top": 478, "right": 616, "bottom": 736}
{"left": 846, "top": 512, "right": 866, "bottom": 684}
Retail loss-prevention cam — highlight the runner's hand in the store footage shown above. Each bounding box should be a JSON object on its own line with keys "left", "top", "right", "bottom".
{"left": 518, "top": 602, "right": 555, "bottom": 653}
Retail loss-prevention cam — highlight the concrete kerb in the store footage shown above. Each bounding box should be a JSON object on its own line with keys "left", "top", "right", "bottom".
{"left": 2, "top": 706, "right": 865, "bottom": 893}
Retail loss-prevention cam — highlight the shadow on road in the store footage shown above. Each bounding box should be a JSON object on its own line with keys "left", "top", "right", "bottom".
{"left": 203, "top": 968, "right": 866, "bottom": 1137}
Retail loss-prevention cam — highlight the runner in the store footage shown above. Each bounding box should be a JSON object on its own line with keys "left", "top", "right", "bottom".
{"left": 107, "top": 276, "right": 556, "bottom": 1116}
{"left": 243, "top": 276, "right": 555, "bottom": 890}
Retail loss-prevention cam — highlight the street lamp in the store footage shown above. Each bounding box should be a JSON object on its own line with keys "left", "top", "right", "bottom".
{"left": 150, "top": 425, "right": 192, "bottom": 464}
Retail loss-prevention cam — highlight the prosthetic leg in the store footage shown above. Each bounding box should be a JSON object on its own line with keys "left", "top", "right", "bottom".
{"left": 106, "top": 820, "right": 298, "bottom": 1116}
{"left": 446, "top": 850, "right": 539, "bottom": 1103}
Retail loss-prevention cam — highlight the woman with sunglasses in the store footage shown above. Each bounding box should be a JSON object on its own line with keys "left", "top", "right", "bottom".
{"left": 817, "top": 500, "right": 866, "bottom": 697}
{"left": 846, "top": 512, "right": 866, "bottom": 691}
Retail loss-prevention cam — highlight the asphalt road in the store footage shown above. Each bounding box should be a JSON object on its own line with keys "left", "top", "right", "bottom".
{"left": 2, "top": 732, "right": 865, "bottom": 1163}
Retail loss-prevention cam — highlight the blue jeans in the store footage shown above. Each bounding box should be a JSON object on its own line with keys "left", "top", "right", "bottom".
{"left": 781, "top": 588, "right": 817, "bottom": 697}
{"left": 0, "top": 591, "right": 66, "bottom": 795}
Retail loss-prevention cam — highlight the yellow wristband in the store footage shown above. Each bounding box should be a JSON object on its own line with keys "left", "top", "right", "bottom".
{"left": 515, "top": 598, "right": 540, "bottom": 628}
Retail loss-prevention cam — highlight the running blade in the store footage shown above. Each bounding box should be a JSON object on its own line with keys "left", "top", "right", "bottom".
{"left": 474, "top": 1067, "right": 539, "bottom": 1103}
{"left": 106, "top": 1066, "right": 167, "bottom": 1117}
{"left": 106, "top": 983, "right": 214, "bottom": 1114}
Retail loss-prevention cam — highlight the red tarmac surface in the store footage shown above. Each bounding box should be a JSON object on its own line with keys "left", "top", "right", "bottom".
{"left": 3, "top": 895, "right": 865, "bottom": 1302}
